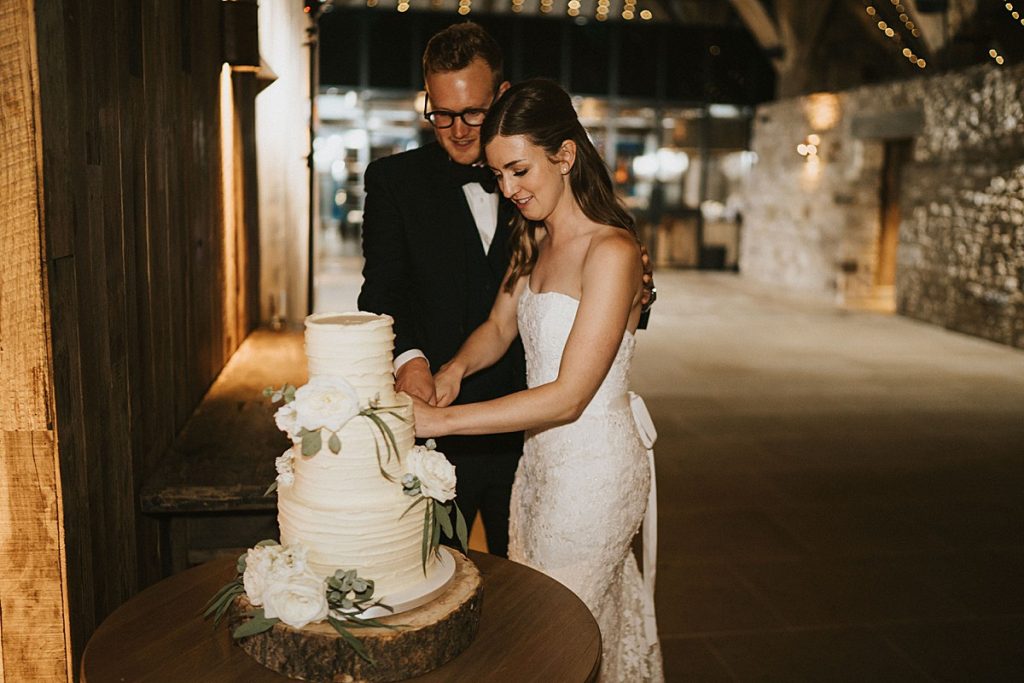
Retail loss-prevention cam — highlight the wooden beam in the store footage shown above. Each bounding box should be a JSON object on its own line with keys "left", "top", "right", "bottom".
{"left": 0, "top": 0, "right": 73, "bottom": 679}
{"left": 727, "top": 0, "right": 784, "bottom": 62}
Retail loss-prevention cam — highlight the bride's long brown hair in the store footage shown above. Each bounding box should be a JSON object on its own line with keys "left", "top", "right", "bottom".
{"left": 481, "top": 79, "right": 638, "bottom": 293}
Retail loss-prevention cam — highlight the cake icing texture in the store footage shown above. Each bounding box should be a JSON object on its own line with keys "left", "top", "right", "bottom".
{"left": 276, "top": 312, "right": 433, "bottom": 598}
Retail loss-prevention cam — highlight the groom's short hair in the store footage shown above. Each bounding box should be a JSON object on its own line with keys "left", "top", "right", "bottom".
{"left": 422, "top": 22, "right": 504, "bottom": 90}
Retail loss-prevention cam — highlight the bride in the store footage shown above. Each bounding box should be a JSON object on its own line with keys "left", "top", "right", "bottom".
{"left": 413, "top": 78, "right": 663, "bottom": 682}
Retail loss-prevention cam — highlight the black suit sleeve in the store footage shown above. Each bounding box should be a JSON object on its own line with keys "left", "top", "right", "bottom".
{"left": 358, "top": 160, "right": 421, "bottom": 357}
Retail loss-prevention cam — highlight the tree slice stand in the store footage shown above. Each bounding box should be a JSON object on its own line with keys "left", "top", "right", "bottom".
{"left": 228, "top": 551, "right": 482, "bottom": 682}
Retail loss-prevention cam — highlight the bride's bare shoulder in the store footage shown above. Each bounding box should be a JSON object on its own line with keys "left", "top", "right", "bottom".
{"left": 585, "top": 227, "right": 642, "bottom": 273}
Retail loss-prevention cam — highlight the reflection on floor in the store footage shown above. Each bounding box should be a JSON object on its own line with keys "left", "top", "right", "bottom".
{"left": 318, "top": 253, "right": 1024, "bottom": 681}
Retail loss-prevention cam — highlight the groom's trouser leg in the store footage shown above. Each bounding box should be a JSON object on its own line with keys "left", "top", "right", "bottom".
{"left": 478, "top": 451, "right": 519, "bottom": 558}
{"left": 445, "top": 451, "right": 519, "bottom": 558}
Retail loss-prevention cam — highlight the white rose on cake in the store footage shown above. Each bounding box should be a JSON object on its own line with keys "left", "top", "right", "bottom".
{"left": 291, "top": 376, "right": 361, "bottom": 433}
{"left": 273, "top": 401, "right": 298, "bottom": 439}
{"left": 275, "top": 450, "right": 295, "bottom": 487}
{"left": 262, "top": 573, "right": 329, "bottom": 629}
{"left": 405, "top": 443, "right": 457, "bottom": 502}
{"left": 242, "top": 542, "right": 310, "bottom": 607}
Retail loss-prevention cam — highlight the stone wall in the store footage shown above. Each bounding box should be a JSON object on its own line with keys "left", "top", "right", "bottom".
{"left": 740, "top": 63, "right": 1024, "bottom": 349}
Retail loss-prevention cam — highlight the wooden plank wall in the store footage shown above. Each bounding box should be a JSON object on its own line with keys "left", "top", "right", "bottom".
{"left": 1, "top": 1, "right": 74, "bottom": 679}
{"left": 32, "top": 0, "right": 260, "bottom": 670}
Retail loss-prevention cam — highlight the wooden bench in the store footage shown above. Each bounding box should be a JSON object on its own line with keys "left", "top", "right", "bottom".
{"left": 141, "top": 328, "right": 306, "bottom": 575}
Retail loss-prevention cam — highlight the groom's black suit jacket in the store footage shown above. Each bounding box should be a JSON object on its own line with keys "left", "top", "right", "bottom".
{"left": 358, "top": 142, "right": 525, "bottom": 459}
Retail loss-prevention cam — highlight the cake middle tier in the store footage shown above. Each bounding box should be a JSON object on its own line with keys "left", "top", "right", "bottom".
{"left": 277, "top": 398, "right": 431, "bottom": 597}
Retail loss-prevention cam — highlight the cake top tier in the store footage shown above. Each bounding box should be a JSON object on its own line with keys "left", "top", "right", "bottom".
{"left": 305, "top": 312, "right": 396, "bottom": 402}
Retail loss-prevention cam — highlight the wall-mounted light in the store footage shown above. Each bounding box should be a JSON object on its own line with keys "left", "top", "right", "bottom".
{"left": 804, "top": 92, "right": 841, "bottom": 130}
{"left": 223, "top": 0, "right": 260, "bottom": 71}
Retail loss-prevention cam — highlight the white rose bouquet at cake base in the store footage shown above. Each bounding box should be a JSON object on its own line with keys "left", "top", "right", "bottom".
{"left": 204, "top": 539, "right": 396, "bottom": 663}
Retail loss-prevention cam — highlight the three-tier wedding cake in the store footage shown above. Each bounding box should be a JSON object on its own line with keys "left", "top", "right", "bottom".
{"left": 207, "top": 312, "right": 481, "bottom": 683}
{"left": 276, "top": 312, "right": 442, "bottom": 597}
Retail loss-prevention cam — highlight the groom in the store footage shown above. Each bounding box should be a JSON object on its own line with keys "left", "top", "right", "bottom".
{"left": 358, "top": 23, "right": 523, "bottom": 557}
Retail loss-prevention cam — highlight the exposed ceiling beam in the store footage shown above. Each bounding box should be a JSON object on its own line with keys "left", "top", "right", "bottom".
{"left": 727, "top": 0, "right": 783, "bottom": 60}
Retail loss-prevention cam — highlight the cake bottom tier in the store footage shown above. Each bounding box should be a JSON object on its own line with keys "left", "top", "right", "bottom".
{"left": 229, "top": 551, "right": 482, "bottom": 683}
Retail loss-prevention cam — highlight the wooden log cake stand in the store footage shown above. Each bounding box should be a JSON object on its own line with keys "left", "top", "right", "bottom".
{"left": 81, "top": 550, "right": 601, "bottom": 682}
{"left": 229, "top": 551, "right": 482, "bottom": 682}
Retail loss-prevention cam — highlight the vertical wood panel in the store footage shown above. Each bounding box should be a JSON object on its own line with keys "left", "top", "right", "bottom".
{"left": 32, "top": 0, "right": 262, "bottom": 671}
{"left": 0, "top": 0, "right": 72, "bottom": 678}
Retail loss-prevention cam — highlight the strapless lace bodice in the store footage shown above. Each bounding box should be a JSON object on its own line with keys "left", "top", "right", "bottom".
{"left": 508, "top": 283, "right": 664, "bottom": 682}
{"left": 517, "top": 285, "right": 636, "bottom": 417}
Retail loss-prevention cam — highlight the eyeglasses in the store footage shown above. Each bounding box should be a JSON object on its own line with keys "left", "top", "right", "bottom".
{"left": 422, "top": 95, "right": 491, "bottom": 129}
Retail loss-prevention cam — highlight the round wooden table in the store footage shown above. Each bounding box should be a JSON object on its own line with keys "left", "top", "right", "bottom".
{"left": 82, "top": 551, "right": 601, "bottom": 682}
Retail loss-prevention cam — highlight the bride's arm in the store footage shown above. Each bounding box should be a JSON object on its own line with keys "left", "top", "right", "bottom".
{"left": 418, "top": 232, "right": 642, "bottom": 435}
{"left": 433, "top": 272, "right": 528, "bottom": 406}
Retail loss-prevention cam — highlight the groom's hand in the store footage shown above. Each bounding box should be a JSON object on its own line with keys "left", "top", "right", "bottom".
{"left": 396, "top": 357, "right": 437, "bottom": 405}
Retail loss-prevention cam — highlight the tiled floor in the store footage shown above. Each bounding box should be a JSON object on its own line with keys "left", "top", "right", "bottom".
{"left": 631, "top": 271, "right": 1024, "bottom": 682}
{"left": 317, "top": 249, "right": 1024, "bottom": 681}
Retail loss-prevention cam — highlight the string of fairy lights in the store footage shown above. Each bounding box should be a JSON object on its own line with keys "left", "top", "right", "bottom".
{"left": 984, "top": 2, "right": 1022, "bottom": 66}
{"left": 863, "top": 0, "right": 926, "bottom": 69}
{"left": 1004, "top": 2, "right": 1024, "bottom": 27}
{"left": 374, "top": 0, "right": 655, "bottom": 21}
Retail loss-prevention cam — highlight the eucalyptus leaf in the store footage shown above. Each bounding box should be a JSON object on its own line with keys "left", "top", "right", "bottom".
{"left": 262, "top": 387, "right": 274, "bottom": 398}
{"left": 431, "top": 509, "right": 441, "bottom": 554}
{"left": 202, "top": 579, "right": 242, "bottom": 619}
{"left": 328, "top": 432, "right": 342, "bottom": 454}
{"left": 327, "top": 616, "right": 374, "bottom": 664}
{"left": 283, "top": 384, "right": 296, "bottom": 402}
{"left": 421, "top": 500, "right": 431, "bottom": 573}
{"left": 301, "top": 429, "right": 322, "bottom": 456}
{"left": 264, "top": 480, "right": 278, "bottom": 496}
{"left": 366, "top": 418, "right": 395, "bottom": 482}
{"left": 401, "top": 496, "right": 424, "bottom": 519}
{"left": 376, "top": 415, "right": 400, "bottom": 464}
{"left": 339, "top": 613, "right": 400, "bottom": 630}
{"left": 255, "top": 539, "right": 279, "bottom": 547}
{"left": 232, "top": 611, "right": 280, "bottom": 639}
{"left": 435, "top": 500, "right": 454, "bottom": 539}
{"left": 212, "top": 585, "right": 245, "bottom": 626}
{"left": 454, "top": 502, "right": 469, "bottom": 553}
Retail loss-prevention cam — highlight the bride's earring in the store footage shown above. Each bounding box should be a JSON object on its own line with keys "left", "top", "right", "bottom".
{"left": 561, "top": 165, "right": 569, "bottom": 174}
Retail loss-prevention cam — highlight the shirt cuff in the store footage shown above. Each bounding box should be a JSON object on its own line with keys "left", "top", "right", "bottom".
{"left": 394, "top": 349, "right": 428, "bottom": 373}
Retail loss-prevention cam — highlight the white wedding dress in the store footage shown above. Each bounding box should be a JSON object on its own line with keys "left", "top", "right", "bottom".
{"left": 509, "top": 283, "right": 664, "bottom": 682}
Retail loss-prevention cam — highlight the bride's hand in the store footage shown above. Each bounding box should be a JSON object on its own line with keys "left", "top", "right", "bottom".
{"left": 433, "top": 362, "right": 464, "bottom": 408}
{"left": 412, "top": 396, "right": 446, "bottom": 438}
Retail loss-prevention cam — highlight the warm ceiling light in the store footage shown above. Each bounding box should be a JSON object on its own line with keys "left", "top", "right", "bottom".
{"left": 885, "top": 28, "right": 895, "bottom": 37}
{"left": 640, "top": 9, "right": 652, "bottom": 20}
{"left": 866, "top": 6, "right": 876, "bottom": 15}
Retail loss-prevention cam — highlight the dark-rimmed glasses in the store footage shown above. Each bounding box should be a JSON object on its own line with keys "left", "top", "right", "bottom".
{"left": 422, "top": 95, "right": 491, "bottom": 129}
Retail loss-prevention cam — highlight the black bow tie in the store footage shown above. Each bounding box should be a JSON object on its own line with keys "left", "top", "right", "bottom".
{"left": 450, "top": 162, "right": 497, "bottom": 193}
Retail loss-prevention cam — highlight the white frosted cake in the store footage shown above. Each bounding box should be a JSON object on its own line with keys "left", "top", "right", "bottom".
{"left": 275, "top": 312, "right": 438, "bottom": 597}
{"left": 207, "top": 312, "right": 478, "bottom": 679}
